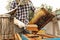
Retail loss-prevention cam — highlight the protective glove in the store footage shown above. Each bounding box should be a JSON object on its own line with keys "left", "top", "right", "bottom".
{"left": 14, "top": 17, "right": 26, "bottom": 28}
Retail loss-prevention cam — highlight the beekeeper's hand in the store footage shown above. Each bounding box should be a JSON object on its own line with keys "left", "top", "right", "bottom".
{"left": 14, "top": 17, "right": 26, "bottom": 28}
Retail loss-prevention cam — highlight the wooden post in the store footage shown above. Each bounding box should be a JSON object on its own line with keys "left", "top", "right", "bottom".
{"left": 52, "top": 16, "right": 60, "bottom": 35}
{"left": 0, "top": 14, "right": 15, "bottom": 40}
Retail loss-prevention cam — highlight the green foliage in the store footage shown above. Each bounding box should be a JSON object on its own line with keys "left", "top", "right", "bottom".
{"left": 29, "top": 10, "right": 34, "bottom": 21}
{"left": 41, "top": 4, "right": 53, "bottom": 12}
{"left": 6, "top": 0, "right": 13, "bottom": 10}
